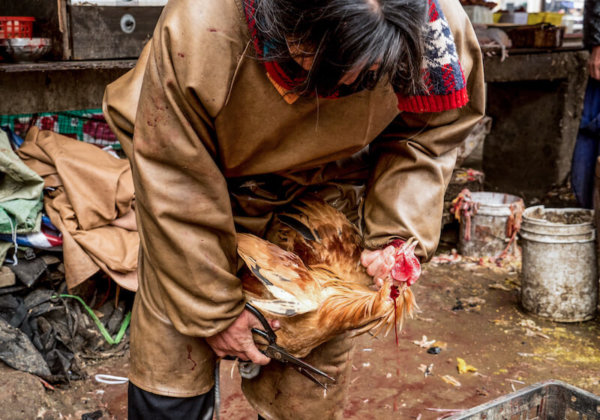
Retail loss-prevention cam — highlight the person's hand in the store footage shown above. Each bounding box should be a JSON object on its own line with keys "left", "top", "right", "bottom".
{"left": 360, "top": 245, "right": 396, "bottom": 290}
{"left": 589, "top": 46, "right": 600, "bottom": 80}
{"left": 360, "top": 239, "right": 422, "bottom": 289}
{"left": 206, "top": 309, "right": 280, "bottom": 365}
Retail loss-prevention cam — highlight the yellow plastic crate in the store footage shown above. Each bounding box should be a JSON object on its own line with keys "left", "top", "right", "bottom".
{"left": 527, "top": 12, "right": 563, "bottom": 26}
{"left": 527, "top": 12, "right": 545, "bottom": 25}
{"left": 494, "top": 12, "right": 563, "bottom": 26}
{"left": 543, "top": 12, "right": 563, "bottom": 26}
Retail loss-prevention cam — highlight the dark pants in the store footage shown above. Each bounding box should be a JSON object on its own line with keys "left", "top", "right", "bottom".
{"left": 128, "top": 382, "right": 267, "bottom": 420}
{"left": 128, "top": 382, "right": 215, "bottom": 420}
{"left": 572, "top": 78, "right": 600, "bottom": 208}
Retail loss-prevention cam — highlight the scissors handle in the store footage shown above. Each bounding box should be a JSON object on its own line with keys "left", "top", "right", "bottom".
{"left": 245, "top": 303, "right": 277, "bottom": 343}
{"left": 250, "top": 328, "right": 272, "bottom": 346}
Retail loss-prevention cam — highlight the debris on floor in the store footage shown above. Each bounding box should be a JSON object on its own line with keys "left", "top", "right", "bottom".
{"left": 413, "top": 335, "right": 436, "bottom": 348}
{"left": 453, "top": 296, "right": 486, "bottom": 312}
{"left": 418, "top": 363, "right": 434, "bottom": 377}
{"left": 427, "top": 346, "right": 443, "bottom": 355}
{"left": 441, "top": 375, "right": 462, "bottom": 387}
{"left": 430, "top": 250, "right": 522, "bottom": 274}
{"left": 457, "top": 358, "right": 478, "bottom": 374}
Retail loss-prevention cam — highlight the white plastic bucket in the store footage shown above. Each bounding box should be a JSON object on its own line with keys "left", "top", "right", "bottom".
{"left": 458, "top": 192, "right": 523, "bottom": 257}
{"left": 519, "top": 206, "right": 597, "bottom": 322}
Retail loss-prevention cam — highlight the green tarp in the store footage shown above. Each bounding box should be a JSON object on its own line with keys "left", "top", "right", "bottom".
{"left": 0, "top": 129, "right": 43, "bottom": 237}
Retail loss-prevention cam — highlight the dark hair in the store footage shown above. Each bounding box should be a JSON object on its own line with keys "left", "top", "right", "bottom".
{"left": 253, "top": 0, "right": 427, "bottom": 97}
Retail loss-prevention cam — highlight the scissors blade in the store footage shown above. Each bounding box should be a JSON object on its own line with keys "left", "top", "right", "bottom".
{"left": 293, "top": 366, "right": 330, "bottom": 390}
{"left": 266, "top": 344, "right": 336, "bottom": 383}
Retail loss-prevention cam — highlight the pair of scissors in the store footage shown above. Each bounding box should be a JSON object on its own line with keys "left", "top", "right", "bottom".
{"left": 245, "top": 303, "right": 337, "bottom": 389}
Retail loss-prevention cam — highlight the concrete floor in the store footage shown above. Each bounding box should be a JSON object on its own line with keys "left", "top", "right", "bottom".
{"left": 2, "top": 257, "right": 599, "bottom": 419}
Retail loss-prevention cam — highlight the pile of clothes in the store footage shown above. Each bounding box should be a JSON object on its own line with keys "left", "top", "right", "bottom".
{"left": 0, "top": 126, "right": 138, "bottom": 291}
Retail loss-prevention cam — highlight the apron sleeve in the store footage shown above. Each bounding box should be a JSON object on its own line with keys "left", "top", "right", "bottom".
{"left": 362, "top": 0, "right": 485, "bottom": 260}
{"left": 124, "top": 0, "right": 246, "bottom": 337}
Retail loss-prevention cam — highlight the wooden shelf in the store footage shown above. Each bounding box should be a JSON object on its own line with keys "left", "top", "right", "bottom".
{"left": 480, "top": 44, "right": 585, "bottom": 57}
{"left": 0, "top": 59, "right": 136, "bottom": 73}
{"left": 0, "top": 60, "right": 134, "bottom": 114}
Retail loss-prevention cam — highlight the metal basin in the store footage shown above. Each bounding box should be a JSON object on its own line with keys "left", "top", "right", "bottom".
{"left": 0, "top": 38, "right": 51, "bottom": 62}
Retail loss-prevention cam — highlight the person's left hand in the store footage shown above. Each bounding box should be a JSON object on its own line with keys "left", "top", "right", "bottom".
{"left": 590, "top": 45, "right": 600, "bottom": 80}
{"left": 361, "top": 239, "right": 422, "bottom": 289}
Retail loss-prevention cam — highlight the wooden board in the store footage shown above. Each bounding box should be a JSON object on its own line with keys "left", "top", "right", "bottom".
{"left": 0, "top": 64, "right": 132, "bottom": 114}
{"left": 0, "top": 60, "right": 135, "bottom": 73}
{"left": 69, "top": 5, "right": 163, "bottom": 60}
{"left": 58, "top": 0, "right": 71, "bottom": 60}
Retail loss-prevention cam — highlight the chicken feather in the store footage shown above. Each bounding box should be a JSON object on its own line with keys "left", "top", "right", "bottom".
{"left": 237, "top": 234, "right": 320, "bottom": 316}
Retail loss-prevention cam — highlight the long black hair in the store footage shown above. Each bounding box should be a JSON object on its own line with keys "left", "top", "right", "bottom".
{"left": 252, "top": 0, "right": 427, "bottom": 97}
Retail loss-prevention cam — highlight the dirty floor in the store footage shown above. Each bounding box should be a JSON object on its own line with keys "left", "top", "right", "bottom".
{"left": 2, "top": 259, "right": 599, "bottom": 419}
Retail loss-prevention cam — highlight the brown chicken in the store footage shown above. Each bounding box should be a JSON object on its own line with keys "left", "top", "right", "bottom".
{"left": 237, "top": 196, "right": 418, "bottom": 358}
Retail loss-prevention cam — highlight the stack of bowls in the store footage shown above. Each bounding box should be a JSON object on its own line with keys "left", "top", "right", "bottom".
{"left": 0, "top": 17, "right": 51, "bottom": 62}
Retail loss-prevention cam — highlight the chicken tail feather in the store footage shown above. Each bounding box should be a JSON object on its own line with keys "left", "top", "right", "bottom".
{"left": 317, "top": 281, "right": 415, "bottom": 338}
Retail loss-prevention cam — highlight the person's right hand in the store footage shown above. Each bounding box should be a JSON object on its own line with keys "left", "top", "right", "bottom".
{"left": 206, "top": 309, "right": 279, "bottom": 365}
{"left": 589, "top": 45, "right": 600, "bottom": 80}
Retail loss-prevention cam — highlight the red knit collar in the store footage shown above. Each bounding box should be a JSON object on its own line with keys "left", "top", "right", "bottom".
{"left": 242, "top": 0, "right": 339, "bottom": 100}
